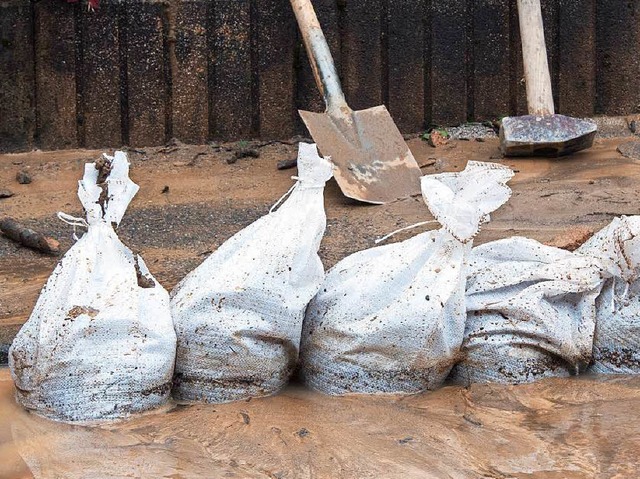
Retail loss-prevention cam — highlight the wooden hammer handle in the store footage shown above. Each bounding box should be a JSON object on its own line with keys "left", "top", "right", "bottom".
{"left": 290, "top": 0, "right": 348, "bottom": 115}
{"left": 517, "top": 0, "right": 555, "bottom": 116}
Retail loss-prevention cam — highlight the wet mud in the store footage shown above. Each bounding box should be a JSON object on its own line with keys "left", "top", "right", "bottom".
{"left": 1, "top": 368, "right": 640, "bottom": 478}
{"left": 2, "top": 136, "right": 640, "bottom": 477}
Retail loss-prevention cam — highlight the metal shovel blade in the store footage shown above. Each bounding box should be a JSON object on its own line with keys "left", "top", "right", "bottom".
{"left": 299, "top": 105, "right": 422, "bottom": 204}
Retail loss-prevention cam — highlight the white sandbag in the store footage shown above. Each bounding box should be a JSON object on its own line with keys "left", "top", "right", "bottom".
{"left": 299, "top": 161, "right": 514, "bottom": 395}
{"left": 450, "top": 237, "right": 604, "bottom": 385}
{"left": 170, "top": 143, "right": 333, "bottom": 403}
{"left": 577, "top": 216, "right": 640, "bottom": 373}
{"left": 9, "top": 152, "right": 176, "bottom": 423}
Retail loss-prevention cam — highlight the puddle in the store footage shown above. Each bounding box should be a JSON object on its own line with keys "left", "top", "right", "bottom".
{"left": 1, "top": 368, "right": 639, "bottom": 478}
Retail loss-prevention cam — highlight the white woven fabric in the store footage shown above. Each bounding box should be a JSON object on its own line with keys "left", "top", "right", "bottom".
{"left": 577, "top": 216, "right": 640, "bottom": 374}
{"left": 9, "top": 152, "right": 176, "bottom": 422}
{"left": 299, "top": 161, "right": 514, "bottom": 395}
{"left": 450, "top": 237, "right": 603, "bottom": 385}
{"left": 170, "top": 143, "right": 333, "bottom": 403}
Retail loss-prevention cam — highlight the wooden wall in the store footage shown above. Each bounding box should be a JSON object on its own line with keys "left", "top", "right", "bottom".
{"left": 1, "top": 0, "right": 639, "bottom": 152}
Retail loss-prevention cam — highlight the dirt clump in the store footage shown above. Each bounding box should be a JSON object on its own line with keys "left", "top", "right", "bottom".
{"left": 545, "top": 226, "right": 595, "bottom": 251}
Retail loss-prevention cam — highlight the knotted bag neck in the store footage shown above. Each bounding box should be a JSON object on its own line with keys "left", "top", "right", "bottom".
{"left": 78, "top": 152, "right": 139, "bottom": 228}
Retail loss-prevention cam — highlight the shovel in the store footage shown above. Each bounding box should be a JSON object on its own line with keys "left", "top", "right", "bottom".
{"left": 500, "top": 0, "right": 597, "bottom": 156}
{"left": 290, "top": 0, "right": 422, "bottom": 204}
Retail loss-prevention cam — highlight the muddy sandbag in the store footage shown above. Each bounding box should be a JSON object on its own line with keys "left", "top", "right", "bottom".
{"left": 9, "top": 152, "right": 176, "bottom": 422}
{"left": 299, "top": 161, "right": 514, "bottom": 395}
{"left": 450, "top": 237, "right": 604, "bottom": 385}
{"left": 577, "top": 216, "right": 640, "bottom": 373}
{"left": 170, "top": 143, "right": 333, "bottom": 403}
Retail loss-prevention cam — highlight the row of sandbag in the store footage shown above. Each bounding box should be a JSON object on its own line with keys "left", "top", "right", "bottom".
{"left": 299, "top": 169, "right": 640, "bottom": 394}
{"left": 9, "top": 145, "right": 333, "bottom": 422}
{"left": 9, "top": 146, "right": 640, "bottom": 423}
{"left": 458, "top": 216, "right": 640, "bottom": 384}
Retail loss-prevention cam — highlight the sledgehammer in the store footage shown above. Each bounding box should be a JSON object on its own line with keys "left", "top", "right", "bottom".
{"left": 500, "top": 0, "right": 597, "bottom": 157}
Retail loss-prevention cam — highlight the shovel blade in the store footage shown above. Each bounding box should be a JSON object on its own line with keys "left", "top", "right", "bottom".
{"left": 299, "top": 105, "right": 422, "bottom": 204}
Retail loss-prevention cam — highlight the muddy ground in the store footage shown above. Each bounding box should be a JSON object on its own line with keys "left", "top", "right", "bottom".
{"left": 1, "top": 127, "right": 640, "bottom": 358}
{"left": 2, "top": 124, "right": 640, "bottom": 477}
{"left": 2, "top": 368, "right": 640, "bottom": 478}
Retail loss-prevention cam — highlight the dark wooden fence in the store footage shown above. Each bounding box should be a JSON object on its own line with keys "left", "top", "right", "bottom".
{"left": 1, "top": 0, "right": 639, "bottom": 153}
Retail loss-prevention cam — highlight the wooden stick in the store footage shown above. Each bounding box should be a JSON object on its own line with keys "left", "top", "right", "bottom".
{"left": 0, "top": 217, "right": 60, "bottom": 255}
{"left": 517, "top": 0, "right": 555, "bottom": 116}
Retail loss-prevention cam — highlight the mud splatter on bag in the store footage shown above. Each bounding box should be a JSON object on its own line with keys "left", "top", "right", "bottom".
{"left": 170, "top": 143, "right": 333, "bottom": 403}
{"left": 577, "top": 216, "right": 640, "bottom": 374}
{"left": 9, "top": 152, "right": 176, "bottom": 422}
{"left": 451, "top": 237, "right": 604, "bottom": 385}
{"left": 300, "top": 161, "right": 514, "bottom": 395}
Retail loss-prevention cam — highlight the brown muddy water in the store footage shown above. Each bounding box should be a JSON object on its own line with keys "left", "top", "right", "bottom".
{"left": 1, "top": 368, "right": 639, "bottom": 478}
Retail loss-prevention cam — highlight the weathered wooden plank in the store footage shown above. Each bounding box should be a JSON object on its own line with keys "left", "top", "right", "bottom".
{"left": 173, "top": 0, "right": 208, "bottom": 144}
{"left": 81, "top": 0, "right": 122, "bottom": 148}
{"left": 34, "top": 0, "right": 78, "bottom": 150}
{"left": 473, "top": 0, "right": 510, "bottom": 121}
{"left": 430, "top": 0, "right": 468, "bottom": 125}
{"left": 341, "top": 0, "right": 383, "bottom": 111}
{"left": 295, "top": 0, "right": 340, "bottom": 132}
{"left": 3, "top": 0, "right": 639, "bottom": 149}
{"left": 540, "top": 0, "right": 558, "bottom": 110}
{"left": 0, "top": 0, "right": 35, "bottom": 153}
{"left": 126, "top": 1, "right": 167, "bottom": 147}
{"left": 256, "top": 0, "right": 297, "bottom": 139}
{"left": 388, "top": 0, "right": 425, "bottom": 132}
{"left": 509, "top": 0, "right": 527, "bottom": 115}
{"left": 210, "top": 0, "right": 253, "bottom": 140}
{"left": 596, "top": 0, "right": 640, "bottom": 115}
{"left": 557, "top": 0, "right": 596, "bottom": 117}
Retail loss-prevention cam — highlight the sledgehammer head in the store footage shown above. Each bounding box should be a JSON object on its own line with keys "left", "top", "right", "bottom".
{"left": 500, "top": 114, "right": 597, "bottom": 157}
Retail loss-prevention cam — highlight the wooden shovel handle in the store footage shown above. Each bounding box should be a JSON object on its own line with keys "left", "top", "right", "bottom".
{"left": 517, "top": 0, "right": 555, "bottom": 116}
{"left": 290, "top": 0, "right": 348, "bottom": 115}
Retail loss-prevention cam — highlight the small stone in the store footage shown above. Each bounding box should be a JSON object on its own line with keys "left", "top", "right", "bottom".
{"left": 161, "top": 185, "right": 170, "bottom": 194}
{"left": 0, "top": 189, "right": 14, "bottom": 198}
{"left": 16, "top": 170, "right": 31, "bottom": 184}
{"left": 427, "top": 130, "right": 449, "bottom": 148}
{"left": 233, "top": 148, "right": 260, "bottom": 160}
{"left": 419, "top": 158, "right": 437, "bottom": 169}
{"left": 617, "top": 140, "right": 640, "bottom": 161}
{"left": 277, "top": 158, "right": 297, "bottom": 170}
{"left": 239, "top": 412, "right": 250, "bottom": 425}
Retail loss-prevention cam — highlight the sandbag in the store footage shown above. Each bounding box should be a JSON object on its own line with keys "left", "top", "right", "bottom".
{"left": 9, "top": 152, "right": 176, "bottom": 422}
{"left": 450, "top": 237, "right": 604, "bottom": 385}
{"left": 299, "top": 161, "right": 514, "bottom": 395}
{"left": 170, "top": 143, "right": 333, "bottom": 403}
{"left": 577, "top": 216, "right": 640, "bottom": 373}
